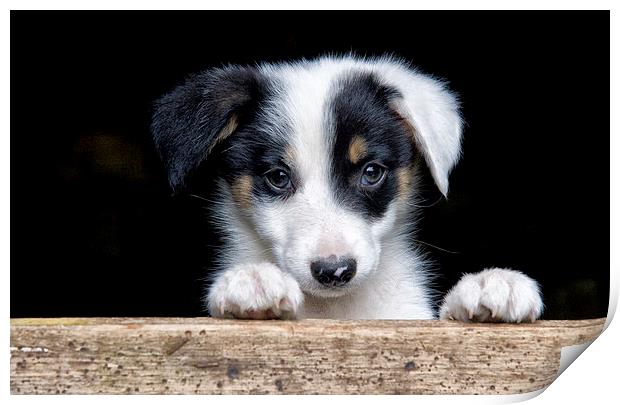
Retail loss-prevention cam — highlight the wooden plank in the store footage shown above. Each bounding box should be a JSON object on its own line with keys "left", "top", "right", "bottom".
{"left": 10, "top": 318, "right": 605, "bottom": 395}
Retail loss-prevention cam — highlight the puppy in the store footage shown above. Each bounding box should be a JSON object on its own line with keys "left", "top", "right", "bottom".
{"left": 151, "top": 55, "right": 543, "bottom": 322}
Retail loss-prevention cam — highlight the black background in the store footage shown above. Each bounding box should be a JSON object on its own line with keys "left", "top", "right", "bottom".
{"left": 11, "top": 11, "right": 609, "bottom": 319}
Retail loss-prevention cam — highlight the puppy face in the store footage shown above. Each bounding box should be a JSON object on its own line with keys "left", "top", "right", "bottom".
{"left": 151, "top": 56, "right": 462, "bottom": 298}
{"left": 222, "top": 72, "right": 417, "bottom": 297}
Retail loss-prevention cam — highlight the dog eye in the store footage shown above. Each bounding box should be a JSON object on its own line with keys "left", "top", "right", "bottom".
{"left": 360, "top": 163, "right": 387, "bottom": 187}
{"left": 265, "top": 169, "right": 292, "bottom": 191}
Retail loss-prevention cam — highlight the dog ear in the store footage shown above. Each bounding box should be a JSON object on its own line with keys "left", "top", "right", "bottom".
{"left": 151, "top": 66, "right": 263, "bottom": 193}
{"left": 381, "top": 66, "right": 463, "bottom": 196}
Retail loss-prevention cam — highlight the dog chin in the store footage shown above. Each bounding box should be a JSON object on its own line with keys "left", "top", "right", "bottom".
{"left": 302, "top": 284, "right": 356, "bottom": 298}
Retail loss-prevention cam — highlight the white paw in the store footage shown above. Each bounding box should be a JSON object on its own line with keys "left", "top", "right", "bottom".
{"left": 207, "top": 262, "right": 304, "bottom": 320}
{"left": 439, "top": 268, "right": 543, "bottom": 323}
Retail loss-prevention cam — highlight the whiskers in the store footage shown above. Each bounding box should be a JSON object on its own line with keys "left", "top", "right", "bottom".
{"left": 409, "top": 194, "right": 445, "bottom": 209}
{"left": 410, "top": 238, "right": 460, "bottom": 254}
{"left": 188, "top": 193, "right": 236, "bottom": 209}
{"left": 188, "top": 193, "right": 212, "bottom": 203}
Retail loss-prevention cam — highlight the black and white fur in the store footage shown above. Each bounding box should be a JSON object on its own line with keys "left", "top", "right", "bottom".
{"left": 151, "top": 55, "right": 543, "bottom": 322}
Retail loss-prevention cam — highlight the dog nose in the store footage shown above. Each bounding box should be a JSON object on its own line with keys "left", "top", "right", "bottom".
{"left": 310, "top": 255, "right": 357, "bottom": 287}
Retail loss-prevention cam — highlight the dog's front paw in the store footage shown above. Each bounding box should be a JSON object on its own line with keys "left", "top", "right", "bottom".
{"left": 207, "top": 262, "right": 303, "bottom": 320}
{"left": 439, "top": 268, "right": 543, "bottom": 323}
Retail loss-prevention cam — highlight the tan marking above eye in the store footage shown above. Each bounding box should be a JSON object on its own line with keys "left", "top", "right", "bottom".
{"left": 283, "top": 145, "right": 297, "bottom": 167}
{"left": 395, "top": 166, "right": 414, "bottom": 200}
{"left": 348, "top": 136, "right": 368, "bottom": 164}
{"left": 207, "top": 113, "right": 239, "bottom": 155}
{"left": 231, "top": 175, "right": 253, "bottom": 209}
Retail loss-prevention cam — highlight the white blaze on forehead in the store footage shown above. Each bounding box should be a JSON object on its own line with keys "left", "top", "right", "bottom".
{"left": 276, "top": 64, "right": 336, "bottom": 193}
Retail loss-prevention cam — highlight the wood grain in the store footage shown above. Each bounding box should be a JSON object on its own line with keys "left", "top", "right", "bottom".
{"left": 10, "top": 317, "right": 605, "bottom": 395}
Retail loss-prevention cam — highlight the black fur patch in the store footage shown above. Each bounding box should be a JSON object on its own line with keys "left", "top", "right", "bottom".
{"left": 151, "top": 66, "right": 268, "bottom": 192}
{"left": 329, "top": 71, "right": 416, "bottom": 219}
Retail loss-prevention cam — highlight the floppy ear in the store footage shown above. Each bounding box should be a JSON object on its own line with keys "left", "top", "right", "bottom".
{"left": 380, "top": 65, "right": 463, "bottom": 196}
{"left": 151, "top": 66, "right": 263, "bottom": 193}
